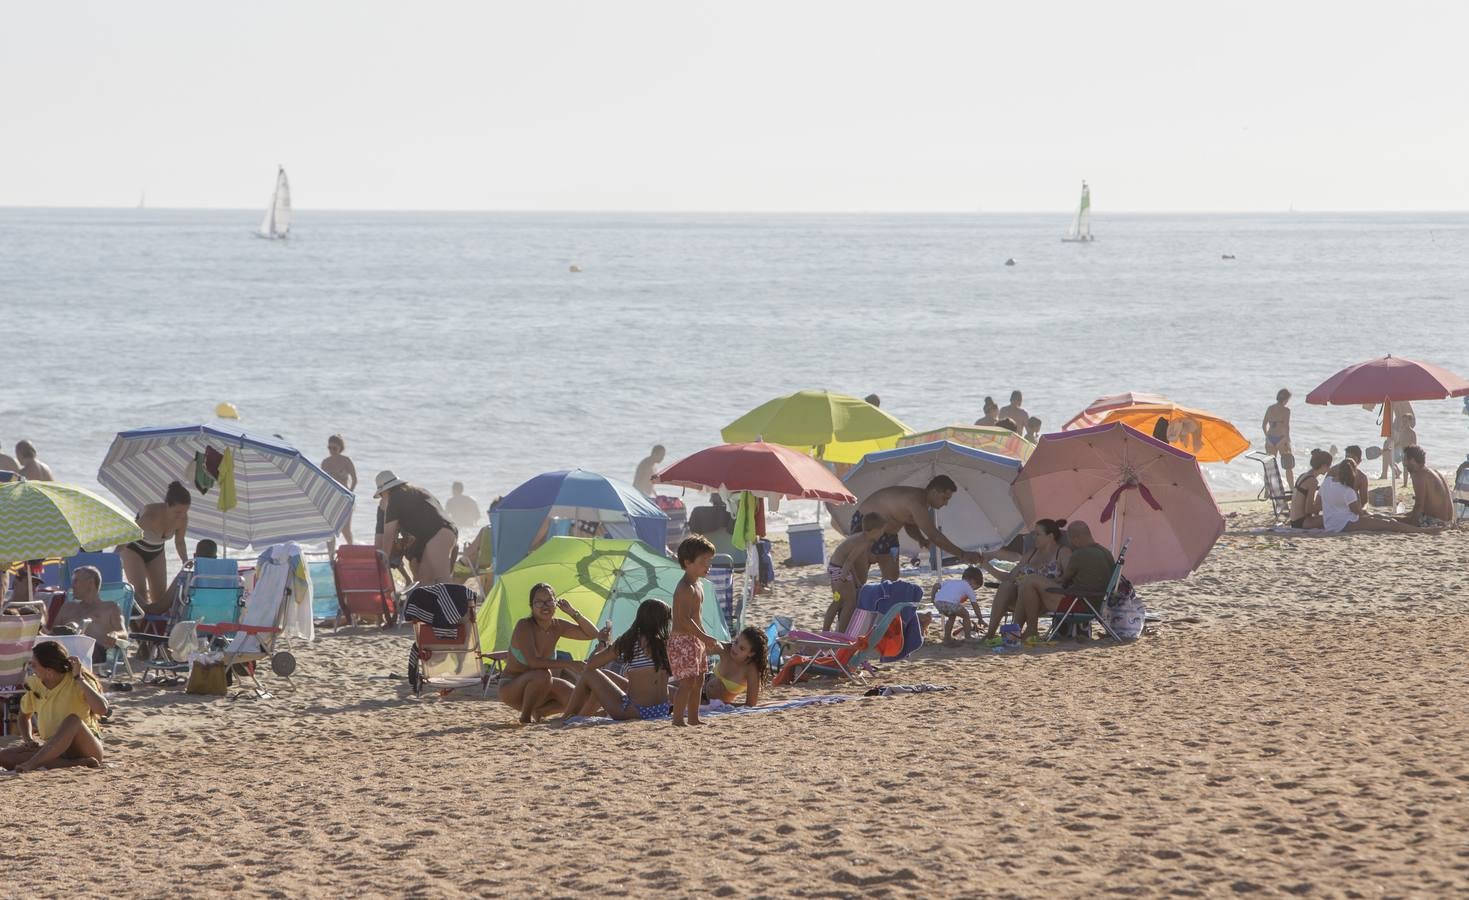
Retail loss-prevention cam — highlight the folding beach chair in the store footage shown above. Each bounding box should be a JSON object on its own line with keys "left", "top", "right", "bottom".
{"left": 59, "top": 552, "right": 142, "bottom": 684}
{"left": 773, "top": 582, "right": 920, "bottom": 684}
{"left": 139, "top": 558, "right": 245, "bottom": 685}
{"left": 0, "top": 613, "right": 42, "bottom": 736}
{"left": 1248, "top": 454, "right": 1293, "bottom": 520}
{"left": 307, "top": 560, "right": 340, "bottom": 628}
{"left": 332, "top": 545, "right": 398, "bottom": 626}
{"left": 1454, "top": 465, "right": 1469, "bottom": 522}
{"left": 402, "top": 583, "right": 489, "bottom": 695}
{"left": 1044, "top": 539, "right": 1132, "bottom": 642}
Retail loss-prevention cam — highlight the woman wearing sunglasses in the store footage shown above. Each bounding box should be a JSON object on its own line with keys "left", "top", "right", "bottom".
{"left": 497, "top": 582, "right": 601, "bottom": 723}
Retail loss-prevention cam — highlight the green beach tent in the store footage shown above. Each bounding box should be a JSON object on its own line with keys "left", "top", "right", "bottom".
{"left": 479, "top": 537, "right": 730, "bottom": 661}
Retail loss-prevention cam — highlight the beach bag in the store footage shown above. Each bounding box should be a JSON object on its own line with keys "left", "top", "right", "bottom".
{"left": 186, "top": 661, "right": 228, "bottom": 695}
{"left": 1103, "top": 578, "right": 1146, "bottom": 640}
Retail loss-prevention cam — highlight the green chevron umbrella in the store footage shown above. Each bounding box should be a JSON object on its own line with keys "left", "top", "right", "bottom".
{"left": 0, "top": 479, "right": 142, "bottom": 564}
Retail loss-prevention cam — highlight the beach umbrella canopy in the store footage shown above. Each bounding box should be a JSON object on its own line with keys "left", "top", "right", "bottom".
{"left": 1063, "top": 392, "right": 1174, "bottom": 431}
{"left": 1011, "top": 423, "right": 1224, "bottom": 585}
{"left": 655, "top": 441, "right": 855, "bottom": 503}
{"left": 844, "top": 441, "right": 1025, "bottom": 553}
{"left": 0, "top": 479, "right": 143, "bottom": 564}
{"left": 97, "top": 424, "right": 354, "bottom": 550}
{"left": 898, "top": 425, "right": 1034, "bottom": 461}
{"left": 721, "top": 390, "right": 912, "bottom": 464}
{"left": 1306, "top": 355, "right": 1469, "bottom": 405}
{"left": 490, "top": 469, "right": 668, "bottom": 575}
{"left": 478, "top": 537, "right": 729, "bottom": 660}
{"left": 1095, "top": 403, "right": 1251, "bottom": 463}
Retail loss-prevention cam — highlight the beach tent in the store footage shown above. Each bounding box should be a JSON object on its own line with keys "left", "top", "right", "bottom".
{"left": 479, "top": 537, "right": 729, "bottom": 661}
{"left": 490, "top": 470, "right": 668, "bottom": 576}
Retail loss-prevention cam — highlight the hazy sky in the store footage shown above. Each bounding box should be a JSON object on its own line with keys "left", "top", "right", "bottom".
{"left": 4, "top": 1, "right": 1466, "bottom": 211}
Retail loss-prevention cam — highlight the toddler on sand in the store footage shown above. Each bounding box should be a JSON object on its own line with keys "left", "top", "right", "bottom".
{"left": 932, "top": 566, "right": 985, "bottom": 641}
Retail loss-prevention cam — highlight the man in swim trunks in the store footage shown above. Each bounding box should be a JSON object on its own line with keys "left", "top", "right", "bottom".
{"left": 1262, "top": 389, "right": 1294, "bottom": 485}
{"left": 1399, "top": 446, "right": 1453, "bottom": 528}
{"left": 852, "top": 476, "right": 983, "bottom": 582}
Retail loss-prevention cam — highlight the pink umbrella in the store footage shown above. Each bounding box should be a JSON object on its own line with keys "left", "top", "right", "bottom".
{"left": 1012, "top": 423, "right": 1224, "bottom": 584}
{"left": 1306, "top": 355, "right": 1469, "bottom": 436}
{"left": 1062, "top": 392, "right": 1173, "bottom": 431}
{"left": 655, "top": 441, "right": 855, "bottom": 503}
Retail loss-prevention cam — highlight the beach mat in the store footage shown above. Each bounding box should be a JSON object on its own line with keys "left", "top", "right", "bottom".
{"left": 558, "top": 684, "right": 952, "bottom": 727}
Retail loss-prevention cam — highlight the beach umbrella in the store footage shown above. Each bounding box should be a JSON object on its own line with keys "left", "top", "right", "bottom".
{"left": 0, "top": 479, "right": 143, "bottom": 564}
{"left": 490, "top": 469, "right": 668, "bottom": 576}
{"left": 1306, "top": 355, "right": 1469, "bottom": 436}
{"left": 1011, "top": 423, "right": 1224, "bottom": 585}
{"left": 721, "top": 390, "right": 912, "bottom": 464}
{"left": 97, "top": 424, "right": 354, "bottom": 550}
{"left": 1094, "top": 403, "right": 1251, "bottom": 463}
{"left": 478, "top": 537, "right": 729, "bottom": 660}
{"left": 844, "top": 441, "right": 1024, "bottom": 554}
{"left": 898, "top": 424, "right": 1035, "bottom": 461}
{"left": 655, "top": 441, "right": 855, "bottom": 503}
{"left": 1063, "top": 392, "right": 1173, "bottom": 431}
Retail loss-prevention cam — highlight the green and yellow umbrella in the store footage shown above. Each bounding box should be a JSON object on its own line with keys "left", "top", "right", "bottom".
{"left": 721, "top": 390, "right": 912, "bottom": 464}
{"left": 0, "top": 479, "right": 142, "bottom": 565}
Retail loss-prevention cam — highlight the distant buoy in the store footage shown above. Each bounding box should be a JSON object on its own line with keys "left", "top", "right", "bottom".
{"left": 570, "top": 264, "right": 582, "bottom": 273}
{"left": 215, "top": 402, "right": 240, "bottom": 420}
{"left": 1221, "top": 253, "right": 1236, "bottom": 260}
{"left": 1004, "top": 258, "right": 1016, "bottom": 267}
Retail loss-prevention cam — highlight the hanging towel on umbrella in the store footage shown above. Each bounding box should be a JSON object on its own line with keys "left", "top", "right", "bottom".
{"left": 733, "top": 492, "right": 759, "bottom": 547}
{"left": 216, "top": 449, "right": 237, "bottom": 513}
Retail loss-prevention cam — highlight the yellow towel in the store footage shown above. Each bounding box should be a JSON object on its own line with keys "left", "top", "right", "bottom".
{"left": 217, "top": 449, "right": 238, "bottom": 512}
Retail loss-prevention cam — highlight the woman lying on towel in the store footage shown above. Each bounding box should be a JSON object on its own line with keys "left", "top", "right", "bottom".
{"left": 559, "top": 600, "right": 675, "bottom": 722}
{"left": 703, "top": 626, "right": 769, "bottom": 708}
{"left": 0, "top": 641, "right": 108, "bottom": 773}
{"left": 498, "top": 583, "right": 601, "bottom": 724}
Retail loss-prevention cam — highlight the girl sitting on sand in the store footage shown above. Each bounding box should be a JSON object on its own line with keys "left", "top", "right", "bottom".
{"left": 497, "top": 583, "right": 601, "bottom": 723}
{"left": 704, "top": 626, "right": 769, "bottom": 708}
{"left": 0, "top": 641, "right": 108, "bottom": 773}
{"left": 560, "top": 599, "right": 674, "bottom": 722}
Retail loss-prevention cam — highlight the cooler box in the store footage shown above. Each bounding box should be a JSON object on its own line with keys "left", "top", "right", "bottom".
{"left": 786, "top": 523, "right": 826, "bottom": 566}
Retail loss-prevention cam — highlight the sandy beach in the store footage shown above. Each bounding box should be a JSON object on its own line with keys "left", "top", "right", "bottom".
{"left": 3, "top": 496, "right": 1466, "bottom": 898}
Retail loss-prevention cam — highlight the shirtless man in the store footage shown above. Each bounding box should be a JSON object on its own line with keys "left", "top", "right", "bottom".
{"left": 14, "top": 441, "right": 52, "bottom": 481}
{"left": 320, "top": 434, "right": 358, "bottom": 546}
{"left": 1262, "top": 389, "right": 1294, "bottom": 484}
{"left": 1399, "top": 446, "right": 1453, "bottom": 527}
{"left": 633, "top": 445, "right": 665, "bottom": 497}
{"left": 852, "top": 476, "right": 983, "bottom": 582}
{"left": 1393, "top": 413, "right": 1417, "bottom": 488}
{"left": 999, "top": 391, "right": 1030, "bottom": 431}
{"left": 1342, "top": 445, "right": 1372, "bottom": 507}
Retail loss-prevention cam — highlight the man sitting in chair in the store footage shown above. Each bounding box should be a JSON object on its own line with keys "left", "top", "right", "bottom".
{"left": 1014, "top": 521, "right": 1114, "bottom": 640}
{"left": 53, "top": 567, "right": 126, "bottom": 666}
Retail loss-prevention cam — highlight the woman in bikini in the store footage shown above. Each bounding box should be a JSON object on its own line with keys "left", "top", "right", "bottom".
{"left": 703, "top": 626, "right": 769, "bottom": 708}
{"left": 497, "top": 583, "right": 600, "bottom": 723}
{"left": 978, "top": 518, "right": 1071, "bottom": 640}
{"left": 559, "top": 599, "right": 676, "bottom": 722}
{"left": 117, "top": 480, "right": 192, "bottom": 616}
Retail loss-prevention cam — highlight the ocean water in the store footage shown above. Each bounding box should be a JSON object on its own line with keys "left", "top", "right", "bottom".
{"left": 3, "top": 208, "right": 1467, "bottom": 541}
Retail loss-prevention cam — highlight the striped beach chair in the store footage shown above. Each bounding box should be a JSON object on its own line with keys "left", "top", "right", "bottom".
{"left": 0, "top": 613, "right": 43, "bottom": 736}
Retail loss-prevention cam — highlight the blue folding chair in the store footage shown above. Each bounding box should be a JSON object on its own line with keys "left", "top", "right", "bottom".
{"left": 187, "top": 558, "right": 244, "bottom": 628}
{"left": 61, "top": 551, "right": 141, "bottom": 682}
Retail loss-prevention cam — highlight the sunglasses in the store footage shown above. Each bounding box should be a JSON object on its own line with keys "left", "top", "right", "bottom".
{"left": 531, "top": 596, "right": 556, "bottom": 607}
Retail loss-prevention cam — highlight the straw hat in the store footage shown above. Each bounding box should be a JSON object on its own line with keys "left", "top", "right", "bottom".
{"left": 373, "top": 470, "right": 407, "bottom": 497}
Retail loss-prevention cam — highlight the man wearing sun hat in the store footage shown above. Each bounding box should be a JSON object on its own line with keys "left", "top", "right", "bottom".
{"left": 373, "top": 470, "right": 457, "bottom": 585}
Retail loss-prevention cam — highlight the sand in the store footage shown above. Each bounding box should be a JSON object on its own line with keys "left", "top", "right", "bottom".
{"left": 5, "top": 499, "right": 1469, "bottom": 898}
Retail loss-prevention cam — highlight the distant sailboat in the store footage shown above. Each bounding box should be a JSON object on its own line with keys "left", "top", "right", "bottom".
{"left": 256, "top": 166, "right": 291, "bottom": 240}
{"left": 137, "top": 191, "right": 146, "bottom": 209}
{"left": 1062, "top": 180, "right": 1094, "bottom": 243}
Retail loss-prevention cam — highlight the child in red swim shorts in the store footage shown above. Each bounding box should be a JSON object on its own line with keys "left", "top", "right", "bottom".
{"left": 669, "top": 534, "right": 722, "bottom": 726}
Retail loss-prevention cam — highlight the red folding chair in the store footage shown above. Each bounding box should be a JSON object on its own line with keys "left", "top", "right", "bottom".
{"left": 332, "top": 545, "right": 398, "bottom": 626}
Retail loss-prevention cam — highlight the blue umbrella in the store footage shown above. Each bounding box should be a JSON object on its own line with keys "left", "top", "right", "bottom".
{"left": 491, "top": 469, "right": 668, "bottom": 574}
{"left": 98, "top": 424, "right": 354, "bottom": 550}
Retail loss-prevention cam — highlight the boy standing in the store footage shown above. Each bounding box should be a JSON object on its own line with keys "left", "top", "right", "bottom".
{"left": 670, "top": 535, "right": 722, "bottom": 726}
{"left": 823, "top": 512, "right": 885, "bottom": 631}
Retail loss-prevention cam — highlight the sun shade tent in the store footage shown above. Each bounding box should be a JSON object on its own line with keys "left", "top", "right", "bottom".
{"left": 97, "top": 424, "right": 354, "bottom": 550}
{"left": 1011, "top": 423, "right": 1224, "bottom": 585}
{"left": 490, "top": 470, "right": 669, "bottom": 577}
{"left": 843, "top": 441, "right": 1025, "bottom": 555}
{"left": 479, "top": 537, "right": 729, "bottom": 661}
{"left": 721, "top": 390, "right": 912, "bottom": 464}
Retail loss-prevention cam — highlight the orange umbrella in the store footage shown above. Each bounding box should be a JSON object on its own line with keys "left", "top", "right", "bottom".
{"left": 1062, "top": 392, "right": 1173, "bottom": 430}
{"left": 1096, "top": 403, "right": 1250, "bottom": 463}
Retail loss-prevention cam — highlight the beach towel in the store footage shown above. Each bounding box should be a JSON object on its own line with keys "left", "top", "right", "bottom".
{"left": 558, "top": 694, "right": 858, "bottom": 727}
{"left": 403, "top": 583, "right": 478, "bottom": 638}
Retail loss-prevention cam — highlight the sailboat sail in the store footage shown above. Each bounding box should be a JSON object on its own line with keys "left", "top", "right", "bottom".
{"left": 257, "top": 167, "right": 291, "bottom": 239}
{"left": 1063, "top": 180, "right": 1094, "bottom": 242}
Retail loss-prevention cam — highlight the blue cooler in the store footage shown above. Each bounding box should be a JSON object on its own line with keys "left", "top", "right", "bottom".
{"left": 786, "top": 523, "right": 826, "bottom": 566}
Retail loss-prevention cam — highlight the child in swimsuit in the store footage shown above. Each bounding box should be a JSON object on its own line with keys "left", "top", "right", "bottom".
{"left": 823, "top": 512, "right": 886, "bottom": 631}
{"left": 932, "top": 566, "right": 985, "bottom": 641}
{"left": 669, "top": 535, "right": 722, "bottom": 726}
{"left": 703, "top": 626, "right": 769, "bottom": 708}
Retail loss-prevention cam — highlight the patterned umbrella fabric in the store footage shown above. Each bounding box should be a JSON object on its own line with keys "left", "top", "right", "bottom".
{"left": 98, "top": 424, "right": 354, "bottom": 550}
{"left": 0, "top": 479, "right": 143, "bottom": 564}
{"left": 1063, "top": 392, "right": 1173, "bottom": 431}
{"left": 721, "top": 390, "right": 912, "bottom": 464}
{"left": 1011, "top": 423, "right": 1224, "bottom": 585}
{"left": 898, "top": 424, "right": 1034, "bottom": 461}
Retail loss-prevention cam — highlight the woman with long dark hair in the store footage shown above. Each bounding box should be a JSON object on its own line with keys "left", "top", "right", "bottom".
{"left": 559, "top": 599, "right": 675, "bottom": 722}
{"left": 496, "top": 582, "right": 601, "bottom": 723}
{"left": 0, "top": 641, "right": 108, "bottom": 773}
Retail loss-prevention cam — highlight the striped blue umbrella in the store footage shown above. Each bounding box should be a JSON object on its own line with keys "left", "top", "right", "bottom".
{"left": 98, "top": 424, "right": 354, "bottom": 550}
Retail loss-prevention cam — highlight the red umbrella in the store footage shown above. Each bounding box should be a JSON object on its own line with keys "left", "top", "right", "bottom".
{"left": 1306, "top": 355, "right": 1469, "bottom": 437}
{"left": 654, "top": 441, "right": 855, "bottom": 503}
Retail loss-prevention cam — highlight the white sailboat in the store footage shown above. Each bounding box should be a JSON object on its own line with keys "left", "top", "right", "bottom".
{"left": 1062, "top": 180, "right": 1094, "bottom": 242}
{"left": 256, "top": 166, "right": 291, "bottom": 240}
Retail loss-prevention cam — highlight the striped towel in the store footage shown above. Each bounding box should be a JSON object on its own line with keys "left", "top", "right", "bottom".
{"left": 403, "top": 583, "right": 478, "bottom": 638}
